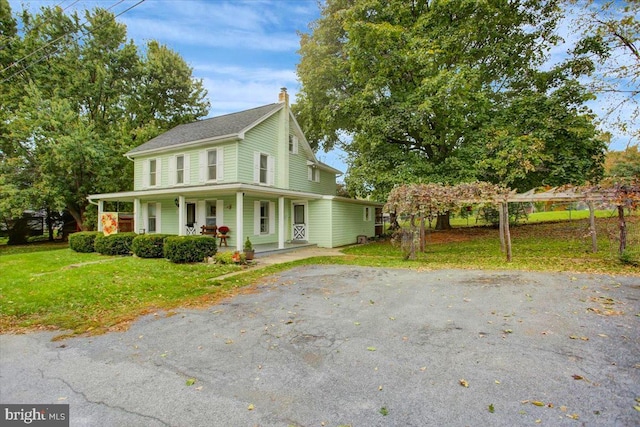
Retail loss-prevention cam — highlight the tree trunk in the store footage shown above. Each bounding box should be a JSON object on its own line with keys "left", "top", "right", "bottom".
{"left": 435, "top": 212, "right": 451, "bottom": 230}
{"left": 618, "top": 205, "right": 627, "bottom": 255}
{"left": 68, "top": 206, "right": 85, "bottom": 231}
{"left": 498, "top": 203, "right": 505, "bottom": 253}
{"left": 389, "top": 211, "right": 400, "bottom": 231}
{"left": 588, "top": 201, "right": 597, "bottom": 253}
{"left": 420, "top": 216, "right": 426, "bottom": 252}
{"left": 503, "top": 203, "right": 512, "bottom": 262}
{"left": 46, "top": 207, "right": 55, "bottom": 241}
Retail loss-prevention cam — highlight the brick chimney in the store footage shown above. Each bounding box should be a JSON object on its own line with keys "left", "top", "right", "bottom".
{"left": 278, "top": 87, "right": 289, "bottom": 104}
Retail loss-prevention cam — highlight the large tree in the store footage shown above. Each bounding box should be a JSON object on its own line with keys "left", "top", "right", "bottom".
{"left": 570, "top": 0, "right": 640, "bottom": 146}
{"left": 0, "top": 3, "right": 209, "bottom": 232}
{"left": 295, "top": 0, "right": 605, "bottom": 203}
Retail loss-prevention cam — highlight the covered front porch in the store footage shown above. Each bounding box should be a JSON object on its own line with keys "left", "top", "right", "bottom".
{"left": 88, "top": 183, "right": 326, "bottom": 252}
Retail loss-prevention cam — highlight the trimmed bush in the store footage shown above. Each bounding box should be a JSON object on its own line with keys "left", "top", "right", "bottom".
{"left": 131, "top": 234, "right": 171, "bottom": 258}
{"left": 164, "top": 236, "right": 217, "bottom": 263}
{"left": 94, "top": 232, "right": 137, "bottom": 255}
{"left": 68, "top": 231, "right": 101, "bottom": 253}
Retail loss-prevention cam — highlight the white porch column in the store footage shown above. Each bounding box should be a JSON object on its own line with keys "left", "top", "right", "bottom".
{"left": 133, "top": 198, "right": 141, "bottom": 233}
{"left": 97, "top": 200, "right": 104, "bottom": 232}
{"left": 278, "top": 196, "right": 285, "bottom": 249}
{"left": 236, "top": 191, "right": 244, "bottom": 251}
{"left": 178, "top": 196, "right": 185, "bottom": 235}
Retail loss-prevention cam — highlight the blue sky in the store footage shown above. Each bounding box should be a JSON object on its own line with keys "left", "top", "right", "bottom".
{"left": 7, "top": 0, "right": 633, "bottom": 176}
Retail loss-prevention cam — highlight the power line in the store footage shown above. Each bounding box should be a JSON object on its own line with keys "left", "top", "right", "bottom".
{"left": 0, "top": 0, "right": 80, "bottom": 50}
{"left": 1, "top": 0, "right": 145, "bottom": 84}
{"left": 0, "top": 0, "right": 125, "bottom": 76}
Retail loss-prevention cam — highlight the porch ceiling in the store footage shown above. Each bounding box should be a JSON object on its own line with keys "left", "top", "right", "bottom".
{"left": 88, "top": 183, "right": 326, "bottom": 202}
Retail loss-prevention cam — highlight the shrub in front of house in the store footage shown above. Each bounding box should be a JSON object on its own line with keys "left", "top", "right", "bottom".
{"left": 94, "top": 232, "right": 137, "bottom": 255}
{"left": 68, "top": 231, "right": 101, "bottom": 253}
{"left": 131, "top": 234, "right": 171, "bottom": 258}
{"left": 164, "top": 236, "right": 217, "bottom": 263}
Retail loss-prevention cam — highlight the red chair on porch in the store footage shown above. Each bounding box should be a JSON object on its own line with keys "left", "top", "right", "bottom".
{"left": 217, "top": 226, "right": 230, "bottom": 247}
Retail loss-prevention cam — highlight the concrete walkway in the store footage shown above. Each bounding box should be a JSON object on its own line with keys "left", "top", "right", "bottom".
{"left": 212, "top": 246, "right": 346, "bottom": 280}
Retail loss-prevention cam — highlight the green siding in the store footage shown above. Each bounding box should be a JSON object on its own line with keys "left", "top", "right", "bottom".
{"left": 238, "top": 114, "right": 279, "bottom": 184}
{"left": 307, "top": 200, "right": 332, "bottom": 247}
{"left": 330, "top": 199, "right": 377, "bottom": 247}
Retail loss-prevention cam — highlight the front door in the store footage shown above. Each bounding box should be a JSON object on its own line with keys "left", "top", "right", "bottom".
{"left": 292, "top": 203, "right": 306, "bottom": 241}
{"left": 186, "top": 203, "right": 197, "bottom": 234}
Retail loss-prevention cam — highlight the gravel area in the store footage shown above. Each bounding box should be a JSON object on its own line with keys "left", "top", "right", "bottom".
{"left": 1, "top": 265, "right": 639, "bottom": 426}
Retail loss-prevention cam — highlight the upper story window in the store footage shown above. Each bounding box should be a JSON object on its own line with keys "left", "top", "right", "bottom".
{"left": 254, "top": 152, "right": 274, "bottom": 185}
{"left": 207, "top": 150, "right": 217, "bottom": 181}
{"left": 308, "top": 165, "right": 320, "bottom": 182}
{"left": 143, "top": 158, "right": 160, "bottom": 188}
{"left": 289, "top": 134, "right": 298, "bottom": 154}
{"left": 260, "top": 154, "right": 268, "bottom": 183}
{"left": 176, "top": 155, "right": 184, "bottom": 184}
{"left": 199, "top": 148, "right": 224, "bottom": 182}
{"left": 149, "top": 159, "right": 157, "bottom": 186}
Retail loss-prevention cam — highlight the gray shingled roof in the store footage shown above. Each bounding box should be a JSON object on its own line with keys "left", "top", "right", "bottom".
{"left": 127, "top": 103, "right": 283, "bottom": 155}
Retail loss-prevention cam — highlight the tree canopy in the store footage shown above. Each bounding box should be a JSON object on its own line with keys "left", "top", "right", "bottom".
{"left": 295, "top": 0, "right": 606, "bottom": 200}
{"left": 570, "top": 0, "right": 640, "bottom": 146}
{"left": 0, "top": 2, "right": 209, "bottom": 231}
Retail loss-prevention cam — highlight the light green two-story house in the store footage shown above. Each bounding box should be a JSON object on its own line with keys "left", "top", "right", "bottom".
{"left": 88, "top": 89, "right": 382, "bottom": 251}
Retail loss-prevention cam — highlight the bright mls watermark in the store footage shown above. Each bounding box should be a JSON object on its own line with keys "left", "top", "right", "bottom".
{"left": 0, "top": 405, "right": 68, "bottom": 427}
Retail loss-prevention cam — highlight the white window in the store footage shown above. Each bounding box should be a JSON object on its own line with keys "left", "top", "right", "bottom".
{"left": 207, "top": 150, "right": 217, "bottom": 181}
{"left": 148, "top": 203, "right": 157, "bottom": 232}
{"left": 143, "top": 202, "right": 161, "bottom": 233}
{"left": 199, "top": 148, "right": 224, "bottom": 182}
{"left": 254, "top": 152, "right": 274, "bottom": 185}
{"left": 289, "top": 134, "right": 298, "bottom": 154}
{"left": 308, "top": 165, "right": 320, "bottom": 182}
{"left": 143, "top": 158, "right": 160, "bottom": 188}
{"left": 176, "top": 155, "right": 184, "bottom": 184}
{"left": 260, "top": 201, "right": 269, "bottom": 234}
{"left": 364, "top": 206, "right": 372, "bottom": 222}
{"left": 254, "top": 200, "right": 275, "bottom": 235}
{"left": 205, "top": 201, "right": 217, "bottom": 226}
{"left": 169, "top": 154, "right": 189, "bottom": 186}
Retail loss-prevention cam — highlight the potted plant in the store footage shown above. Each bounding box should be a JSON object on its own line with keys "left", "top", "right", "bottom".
{"left": 243, "top": 236, "right": 255, "bottom": 261}
{"left": 232, "top": 250, "right": 241, "bottom": 263}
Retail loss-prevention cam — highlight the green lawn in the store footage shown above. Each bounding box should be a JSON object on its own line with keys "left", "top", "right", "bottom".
{"left": 1, "top": 215, "right": 637, "bottom": 336}
{"left": 0, "top": 249, "right": 242, "bottom": 335}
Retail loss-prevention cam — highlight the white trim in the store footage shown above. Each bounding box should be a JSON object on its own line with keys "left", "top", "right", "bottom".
{"left": 216, "top": 199, "right": 224, "bottom": 227}
{"left": 278, "top": 196, "right": 285, "bottom": 249}
{"left": 268, "top": 201, "right": 275, "bottom": 235}
{"left": 267, "top": 155, "right": 275, "bottom": 186}
{"left": 169, "top": 155, "right": 176, "bottom": 186}
{"left": 183, "top": 154, "right": 190, "bottom": 184}
{"left": 156, "top": 202, "right": 162, "bottom": 233}
{"left": 216, "top": 148, "right": 224, "bottom": 181}
{"left": 254, "top": 200, "right": 261, "bottom": 236}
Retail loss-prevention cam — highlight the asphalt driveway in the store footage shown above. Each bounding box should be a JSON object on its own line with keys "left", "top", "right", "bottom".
{"left": 1, "top": 265, "right": 639, "bottom": 426}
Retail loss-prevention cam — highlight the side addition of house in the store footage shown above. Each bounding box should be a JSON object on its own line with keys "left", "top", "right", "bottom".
{"left": 88, "top": 88, "right": 382, "bottom": 251}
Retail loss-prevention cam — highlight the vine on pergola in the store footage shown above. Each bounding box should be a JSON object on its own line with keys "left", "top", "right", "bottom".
{"left": 385, "top": 182, "right": 510, "bottom": 260}
{"left": 386, "top": 179, "right": 639, "bottom": 262}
